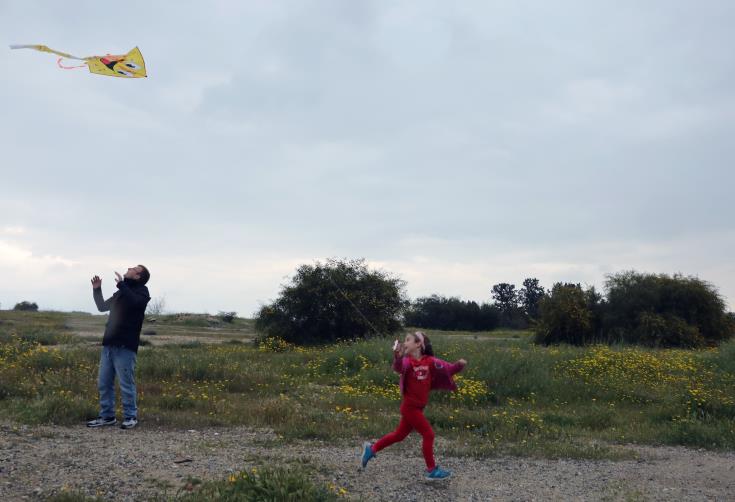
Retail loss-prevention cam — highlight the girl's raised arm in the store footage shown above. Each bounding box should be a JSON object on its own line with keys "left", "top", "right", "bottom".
{"left": 448, "top": 358, "right": 467, "bottom": 375}
{"left": 391, "top": 339, "right": 404, "bottom": 373}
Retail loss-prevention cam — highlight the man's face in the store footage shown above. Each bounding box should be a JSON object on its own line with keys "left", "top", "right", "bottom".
{"left": 124, "top": 266, "right": 143, "bottom": 280}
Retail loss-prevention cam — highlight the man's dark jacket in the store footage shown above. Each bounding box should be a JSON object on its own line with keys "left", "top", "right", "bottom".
{"left": 93, "top": 278, "right": 151, "bottom": 353}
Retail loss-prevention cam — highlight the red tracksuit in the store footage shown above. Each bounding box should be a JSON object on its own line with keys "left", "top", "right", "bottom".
{"left": 372, "top": 355, "right": 436, "bottom": 471}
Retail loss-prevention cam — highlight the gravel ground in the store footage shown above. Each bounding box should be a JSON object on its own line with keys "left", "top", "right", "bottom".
{"left": 1, "top": 423, "right": 733, "bottom": 501}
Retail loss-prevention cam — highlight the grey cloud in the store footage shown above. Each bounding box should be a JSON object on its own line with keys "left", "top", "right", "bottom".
{"left": 2, "top": 0, "right": 734, "bottom": 312}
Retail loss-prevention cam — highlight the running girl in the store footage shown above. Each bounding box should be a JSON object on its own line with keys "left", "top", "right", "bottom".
{"left": 360, "top": 331, "right": 467, "bottom": 480}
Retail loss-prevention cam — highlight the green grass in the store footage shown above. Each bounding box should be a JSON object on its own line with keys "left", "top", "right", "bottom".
{"left": 408, "top": 327, "right": 533, "bottom": 342}
{"left": 45, "top": 463, "right": 341, "bottom": 502}
{"left": 1, "top": 311, "right": 734, "bottom": 460}
{"left": 147, "top": 313, "right": 255, "bottom": 330}
{"left": 0, "top": 311, "right": 79, "bottom": 346}
{"left": 175, "top": 464, "right": 341, "bottom": 502}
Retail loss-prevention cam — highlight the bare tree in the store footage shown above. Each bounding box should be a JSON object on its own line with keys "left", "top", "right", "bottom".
{"left": 146, "top": 295, "right": 166, "bottom": 316}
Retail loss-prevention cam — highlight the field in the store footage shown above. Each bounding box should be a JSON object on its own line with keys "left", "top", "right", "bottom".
{"left": 1, "top": 310, "right": 734, "bottom": 500}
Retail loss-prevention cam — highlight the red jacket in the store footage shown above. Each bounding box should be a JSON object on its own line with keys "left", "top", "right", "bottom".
{"left": 392, "top": 354, "right": 465, "bottom": 397}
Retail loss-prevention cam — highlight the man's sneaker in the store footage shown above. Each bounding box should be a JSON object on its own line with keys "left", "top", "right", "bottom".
{"left": 121, "top": 417, "right": 138, "bottom": 429}
{"left": 86, "top": 416, "right": 117, "bottom": 428}
{"left": 425, "top": 466, "right": 452, "bottom": 481}
{"left": 360, "top": 442, "right": 375, "bottom": 469}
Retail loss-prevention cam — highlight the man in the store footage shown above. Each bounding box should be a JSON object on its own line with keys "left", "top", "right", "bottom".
{"left": 86, "top": 265, "right": 151, "bottom": 429}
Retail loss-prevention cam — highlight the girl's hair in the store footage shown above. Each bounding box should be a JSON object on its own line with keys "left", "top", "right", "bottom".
{"left": 413, "top": 331, "right": 434, "bottom": 356}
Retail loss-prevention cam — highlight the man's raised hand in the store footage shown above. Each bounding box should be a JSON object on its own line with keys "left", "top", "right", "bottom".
{"left": 91, "top": 275, "right": 102, "bottom": 289}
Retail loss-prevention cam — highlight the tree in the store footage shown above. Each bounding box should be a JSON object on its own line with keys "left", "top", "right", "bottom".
{"left": 404, "top": 295, "right": 500, "bottom": 331}
{"left": 491, "top": 283, "right": 518, "bottom": 312}
{"left": 534, "top": 283, "right": 594, "bottom": 345}
{"left": 519, "top": 278, "right": 546, "bottom": 320}
{"left": 146, "top": 295, "right": 166, "bottom": 316}
{"left": 604, "top": 271, "right": 733, "bottom": 347}
{"left": 584, "top": 285, "right": 605, "bottom": 339}
{"left": 479, "top": 303, "right": 502, "bottom": 330}
{"left": 254, "top": 258, "right": 407, "bottom": 345}
{"left": 534, "top": 272, "right": 734, "bottom": 348}
{"left": 491, "top": 282, "right": 527, "bottom": 328}
{"left": 13, "top": 301, "right": 38, "bottom": 312}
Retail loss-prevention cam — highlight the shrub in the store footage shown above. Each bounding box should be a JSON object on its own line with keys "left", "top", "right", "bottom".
{"left": 605, "top": 271, "right": 733, "bottom": 347}
{"left": 180, "top": 465, "right": 340, "bottom": 501}
{"left": 218, "top": 311, "right": 237, "bottom": 323}
{"left": 254, "top": 258, "right": 407, "bottom": 345}
{"left": 632, "top": 312, "right": 704, "bottom": 348}
{"left": 534, "top": 283, "right": 594, "bottom": 345}
{"left": 13, "top": 301, "right": 38, "bottom": 312}
{"left": 535, "top": 272, "right": 734, "bottom": 348}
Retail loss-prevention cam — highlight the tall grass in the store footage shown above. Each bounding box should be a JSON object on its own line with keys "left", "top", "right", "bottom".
{"left": 178, "top": 464, "right": 342, "bottom": 501}
{"left": 0, "top": 311, "right": 78, "bottom": 345}
{"left": 45, "top": 464, "right": 342, "bottom": 502}
{"left": 1, "top": 311, "right": 734, "bottom": 458}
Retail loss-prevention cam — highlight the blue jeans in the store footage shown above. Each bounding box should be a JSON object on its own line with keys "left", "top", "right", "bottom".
{"left": 97, "top": 346, "right": 137, "bottom": 419}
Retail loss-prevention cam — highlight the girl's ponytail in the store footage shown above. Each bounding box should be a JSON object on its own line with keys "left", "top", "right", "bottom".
{"left": 418, "top": 332, "right": 434, "bottom": 356}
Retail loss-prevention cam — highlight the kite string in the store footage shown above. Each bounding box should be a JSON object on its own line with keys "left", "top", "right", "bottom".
{"left": 56, "top": 57, "right": 85, "bottom": 70}
{"left": 327, "top": 272, "right": 383, "bottom": 338}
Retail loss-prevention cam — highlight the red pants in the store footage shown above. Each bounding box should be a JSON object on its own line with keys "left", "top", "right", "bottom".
{"left": 372, "top": 402, "right": 436, "bottom": 471}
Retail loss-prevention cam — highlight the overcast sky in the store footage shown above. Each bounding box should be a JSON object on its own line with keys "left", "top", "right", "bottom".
{"left": 2, "top": 0, "right": 734, "bottom": 315}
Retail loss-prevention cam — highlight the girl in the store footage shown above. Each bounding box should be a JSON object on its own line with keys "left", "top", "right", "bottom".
{"left": 360, "top": 331, "right": 467, "bottom": 480}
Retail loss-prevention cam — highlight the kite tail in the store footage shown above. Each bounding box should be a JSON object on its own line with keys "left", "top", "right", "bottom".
{"left": 9, "top": 44, "right": 86, "bottom": 61}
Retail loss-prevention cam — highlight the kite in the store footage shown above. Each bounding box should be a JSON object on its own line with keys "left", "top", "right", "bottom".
{"left": 9, "top": 44, "right": 147, "bottom": 78}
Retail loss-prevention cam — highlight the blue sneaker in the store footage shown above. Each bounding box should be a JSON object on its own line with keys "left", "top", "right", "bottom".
{"left": 425, "top": 466, "right": 452, "bottom": 481}
{"left": 360, "top": 442, "right": 375, "bottom": 469}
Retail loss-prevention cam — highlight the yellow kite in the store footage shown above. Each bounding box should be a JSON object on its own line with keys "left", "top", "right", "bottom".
{"left": 10, "top": 44, "right": 147, "bottom": 78}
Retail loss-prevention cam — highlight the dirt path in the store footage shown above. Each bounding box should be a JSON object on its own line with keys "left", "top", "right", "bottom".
{"left": 1, "top": 423, "right": 733, "bottom": 501}
{"left": 64, "top": 317, "right": 254, "bottom": 347}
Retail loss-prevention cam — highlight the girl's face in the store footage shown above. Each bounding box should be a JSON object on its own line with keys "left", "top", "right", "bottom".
{"left": 403, "top": 333, "right": 422, "bottom": 354}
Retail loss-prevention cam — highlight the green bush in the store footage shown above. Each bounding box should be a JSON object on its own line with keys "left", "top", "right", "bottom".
{"left": 219, "top": 311, "right": 237, "bottom": 323}
{"left": 605, "top": 271, "right": 733, "bottom": 347}
{"left": 535, "top": 272, "right": 734, "bottom": 348}
{"left": 13, "top": 301, "right": 38, "bottom": 312}
{"left": 180, "top": 465, "right": 340, "bottom": 501}
{"left": 534, "top": 283, "right": 595, "bottom": 345}
{"left": 254, "top": 258, "right": 406, "bottom": 345}
{"left": 632, "top": 312, "right": 704, "bottom": 348}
